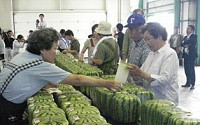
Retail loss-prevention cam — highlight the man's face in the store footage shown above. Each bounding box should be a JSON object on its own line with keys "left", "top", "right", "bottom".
{"left": 40, "top": 42, "right": 57, "bottom": 63}
{"left": 39, "top": 15, "right": 44, "bottom": 21}
{"left": 19, "top": 37, "right": 25, "bottom": 42}
{"left": 174, "top": 27, "right": 179, "bottom": 34}
{"left": 186, "top": 26, "right": 193, "bottom": 35}
{"left": 66, "top": 35, "right": 73, "bottom": 41}
{"left": 129, "top": 25, "right": 144, "bottom": 42}
{"left": 7, "top": 32, "right": 13, "bottom": 37}
{"left": 93, "top": 31, "right": 100, "bottom": 40}
{"left": 143, "top": 30, "right": 160, "bottom": 52}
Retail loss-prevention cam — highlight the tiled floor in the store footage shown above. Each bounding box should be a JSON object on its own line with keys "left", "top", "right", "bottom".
{"left": 178, "top": 66, "right": 200, "bottom": 117}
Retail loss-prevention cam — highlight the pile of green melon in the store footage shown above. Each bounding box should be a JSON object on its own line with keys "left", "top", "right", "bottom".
{"left": 27, "top": 90, "right": 68, "bottom": 125}
{"left": 55, "top": 54, "right": 103, "bottom": 76}
{"left": 79, "top": 83, "right": 155, "bottom": 124}
{"left": 28, "top": 84, "right": 111, "bottom": 125}
{"left": 141, "top": 99, "right": 200, "bottom": 125}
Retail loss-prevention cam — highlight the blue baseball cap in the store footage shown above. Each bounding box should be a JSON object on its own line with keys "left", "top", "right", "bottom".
{"left": 124, "top": 13, "right": 145, "bottom": 28}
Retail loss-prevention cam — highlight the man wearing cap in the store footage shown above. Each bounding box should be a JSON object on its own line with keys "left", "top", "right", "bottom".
{"left": 91, "top": 21, "right": 119, "bottom": 75}
{"left": 125, "top": 13, "right": 150, "bottom": 67}
{"left": 122, "top": 9, "right": 144, "bottom": 61}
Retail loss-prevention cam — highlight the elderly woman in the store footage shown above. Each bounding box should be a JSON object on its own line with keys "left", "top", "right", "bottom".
{"left": 128, "top": 22, "right": 179, "bottom": 105}
{"left": 0, "top": 28, "right": 121, "bottom": 124}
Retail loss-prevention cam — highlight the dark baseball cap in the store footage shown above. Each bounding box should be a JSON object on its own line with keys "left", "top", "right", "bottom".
{"left": 124, "top": 13, "right": 145, "bottom": 28}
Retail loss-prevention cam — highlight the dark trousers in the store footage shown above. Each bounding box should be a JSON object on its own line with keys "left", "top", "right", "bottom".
{"left": 0, "top": 95, "right": 27, "bottom": 125}
{"left": 184, "top": 57, "right": 196, "bottom": 86}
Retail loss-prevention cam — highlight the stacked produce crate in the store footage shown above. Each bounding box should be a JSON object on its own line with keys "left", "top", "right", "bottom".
{"left": 27, "top": 90, "right": 68, "bottom": 125}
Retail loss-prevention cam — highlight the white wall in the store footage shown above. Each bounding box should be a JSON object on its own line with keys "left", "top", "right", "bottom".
{"left": 0, "top": 0, "right": 131, "bottom": 33}
{"left": 0, "top": 0, "right": 132, "bottom": 28}
{"left": 13, "top": 0, "right": 105, "bottom": 11}
{"left": 0, "top": 0, "right": 13, "bottom": 30}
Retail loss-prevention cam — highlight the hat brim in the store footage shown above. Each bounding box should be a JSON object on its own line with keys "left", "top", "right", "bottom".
{"left": 95, "top": 28, "right": 112, "bottom": 35}
{"left": 124, "top": 24, "right": 143, "bottom": 28}
{"left": 124, "top": 24, "right": 128, "bottom": 27}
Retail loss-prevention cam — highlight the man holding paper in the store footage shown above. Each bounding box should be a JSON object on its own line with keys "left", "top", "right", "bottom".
{"left": 128, "top": 22, "right": 179, "bottom": 105}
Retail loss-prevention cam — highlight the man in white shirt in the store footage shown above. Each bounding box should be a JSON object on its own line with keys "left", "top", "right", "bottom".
{"left": 128, "top": 22, "right": 179, "bottom": 105}
{"left": 36, "top": 14, "right": 47, "bottom": 29}
{"left": 13, "top": 35, "right": 25, "bottom": 57}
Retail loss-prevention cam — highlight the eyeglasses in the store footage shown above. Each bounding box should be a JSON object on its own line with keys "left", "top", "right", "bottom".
{"left": 144, "top": 37, "right": 154, "bottom": 42}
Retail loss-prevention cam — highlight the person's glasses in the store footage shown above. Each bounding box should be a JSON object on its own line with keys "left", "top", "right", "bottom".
{"left": 144, "top": 37, "right": 154, "bottom": 42}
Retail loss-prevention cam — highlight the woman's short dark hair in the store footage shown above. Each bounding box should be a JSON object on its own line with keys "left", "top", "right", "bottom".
{"left": 39, "top": 14, "right": 44, "bottom": 17}
{"left": 142, "top": 22, "right": 168, "bottom": 41}
{"left": 65, "top": 30, "right": 74, "bottom": 36}
{"left": 26, "top": 28, "right": 59, "bottom": 55}
{"left": 17, "top": 34, "right": 23, "bottom": 39}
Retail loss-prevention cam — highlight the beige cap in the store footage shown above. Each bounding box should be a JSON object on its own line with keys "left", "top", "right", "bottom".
{"left": 95, "top": 21, "right": 112, "bottom": 35}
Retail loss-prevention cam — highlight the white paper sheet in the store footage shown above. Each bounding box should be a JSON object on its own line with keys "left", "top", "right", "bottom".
{"left": 114, "top": 62, "right": 129, "bottom": 84}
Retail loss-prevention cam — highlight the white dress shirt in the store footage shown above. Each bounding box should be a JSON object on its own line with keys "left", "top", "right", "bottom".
{"left": 38, "top": 21, "right": 47, "bottom": 29}
{"left": 13, "top": 40, "right": 24, "bottom": 55}
{"left": 141, "top": 44, "right": 179, "bottom": 105}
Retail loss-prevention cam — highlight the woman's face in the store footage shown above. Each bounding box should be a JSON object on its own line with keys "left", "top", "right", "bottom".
{"left": 40, "top": 42, "right": 57, "bottom": 63}
{"left": 143, "top": 31, "right": 160, "bottom": 52}
{"left": 93, "top": 31, "right": 100, "bottom": 40}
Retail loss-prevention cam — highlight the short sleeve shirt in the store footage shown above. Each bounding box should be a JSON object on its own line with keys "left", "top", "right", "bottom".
{"left": 128, "top": 39, "right": 150, "bottom": 67}
{"left": 94, "top": 38, "right": 119, "bottom": 74}
{"left": 0, "top": 51, "right": 70, "bottom": 103}
{"left": 70, "top": 39, "right": 80, "bottom": 58}
{"left": 83, "top": 38, "right": 98, "bottom": 61}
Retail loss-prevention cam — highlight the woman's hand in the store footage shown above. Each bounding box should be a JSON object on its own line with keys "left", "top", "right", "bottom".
{"left": 78, "top": 54, "right": 84, "bottom": 62}
{"left": 127, "top": 64, "right": 154, "bottom": 83}
{"left": 104, "top": 80, "right": 122, "bottom": 92}
{"left": 43, "top": 83, "right": 57, "bottom": 89}
{"left": 127, "top": 64, "right": 143, "bottom": 77}
{"left": 62, "top": 50, "right": 68, "bottom": 54}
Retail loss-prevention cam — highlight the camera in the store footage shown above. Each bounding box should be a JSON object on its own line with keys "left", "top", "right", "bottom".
{"left": 36, "top": 19, "right": 39, "bottom": 24}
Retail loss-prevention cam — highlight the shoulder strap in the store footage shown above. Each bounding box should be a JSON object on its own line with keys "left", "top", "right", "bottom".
{"left": 90, "top": 38, "right": 95, "bottom": 47}
{"left": 0, "top": 59, "right": 44, "bottom": 94}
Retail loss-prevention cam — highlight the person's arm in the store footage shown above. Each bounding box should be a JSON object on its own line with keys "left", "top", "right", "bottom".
{"left": 63, "top": 41, "right": 79, "bottom": 55}
{"left": 92, "top": 43, "right": 104, "bottom": 65}
{"left": 64, "top": 49, "right": 78, "bottom": 54}
{"left": 91, "top": 58, "right": 103, "bottom": 65}
{"left": 79, "top": 40, "right": 89, "bottom": 61}
{"left": 14, "top": 41, "right": 24, "bottom": 48}
{"left": 129, "top": 51, "right": 179, "bottom": 86}
{"left": 128, "top": 64, "right": 154, "bottom": 83}
{"left": 68, "top": 40, "right": 80, "bottom": 54}
{"left": 122, "top": 29, "right": 130, "bottom": 61}
{"left": 61, "top": 74, "right": 122, "bottom": 91}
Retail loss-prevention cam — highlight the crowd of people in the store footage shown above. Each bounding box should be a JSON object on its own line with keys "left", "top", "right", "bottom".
{"left": 0, "top": 10, "right": 198, "bottom": 124}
